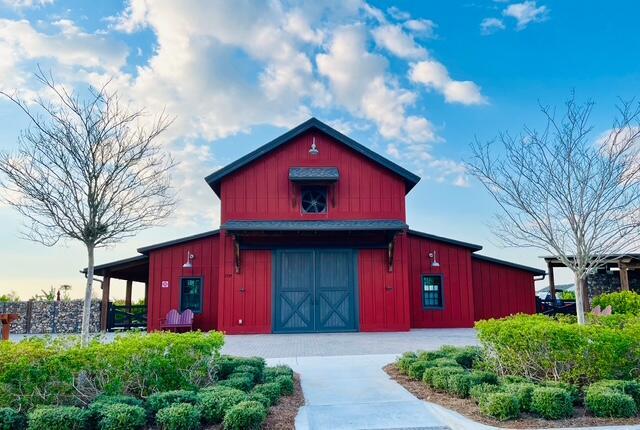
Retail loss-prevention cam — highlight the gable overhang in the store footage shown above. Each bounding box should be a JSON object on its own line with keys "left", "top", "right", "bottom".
{"left": 204, "top": 118, "right": 421, "bottom": 197}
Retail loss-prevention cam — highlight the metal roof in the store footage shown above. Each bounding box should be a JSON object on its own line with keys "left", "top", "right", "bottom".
{"left": 81, "top": 255, "right": 149, "bottom": 282}
{"left": 137, "top": 229, "right": 220, "bottom": 254}
{"left": 221, "top": 220, "right": 408, "bottom": 232}
{"left": 473, "top": 254, "right": 546, "bottom": 275}
{"left": 407, "top": 229, "right": 483, "bottom": 251}
{"left": 205, "top": 118, "right": 420, "bottom": 196}
{"left": 289, "top": 167, "right": 339, "bottom": 182}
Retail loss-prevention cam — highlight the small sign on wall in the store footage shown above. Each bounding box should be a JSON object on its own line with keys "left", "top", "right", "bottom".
{"left": 161, "top": 280, "right": 169, "bottom": 289}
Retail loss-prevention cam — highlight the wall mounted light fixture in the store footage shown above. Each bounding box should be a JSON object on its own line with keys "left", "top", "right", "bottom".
{"left": 428, "top": 251, "right": 440, "bottom": 268}
{"left": 182, "top": 250, "right": 195, "bottom": 268}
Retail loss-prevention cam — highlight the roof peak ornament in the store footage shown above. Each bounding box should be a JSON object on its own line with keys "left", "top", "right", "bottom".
{"left": 309, "top": 136, "right": 319, "bottom": 155}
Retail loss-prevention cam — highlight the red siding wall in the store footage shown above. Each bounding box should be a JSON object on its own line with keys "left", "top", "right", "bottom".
{"left": 220, "top": 130, "right": 407, "bottom": 223}
{"left": 359, "top": 234, "right": 411, "bottom": 331}
{"left": 471, "top": 257, "right": 536, "bottom": 321}
{"left": 147, "top": 234, "right": 220, "bottom": 331}
{"left": 217, "top": 231, "right": 272, "bottom": 334}
{"left": 407, "top": 233, "right": 475, "bottom": 328}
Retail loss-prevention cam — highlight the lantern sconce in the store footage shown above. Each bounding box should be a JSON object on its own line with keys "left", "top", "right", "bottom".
{"left": 182, "top": 250, "right": 195, "bottom": 268}
{"left": 309, "top": 136, "right": 319, "bottom": 155}
{"left": 428, "top": 251, "right": 440, "bottom": 268}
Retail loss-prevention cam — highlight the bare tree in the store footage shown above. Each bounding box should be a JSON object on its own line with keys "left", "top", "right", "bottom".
{"left": 0, "top": 70, "right": 175, "bottom": 345}
{"left": 468, "top": 95, "right": 640, "bottom": 324}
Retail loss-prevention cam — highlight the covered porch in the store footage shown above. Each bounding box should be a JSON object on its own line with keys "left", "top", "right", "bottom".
{"left": 88, "top": 255, "right": 149, "bottom": 331}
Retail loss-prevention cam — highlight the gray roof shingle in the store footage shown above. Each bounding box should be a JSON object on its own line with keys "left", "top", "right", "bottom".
{"left": 289, "top": 167, "right": 339, "bottom": 181}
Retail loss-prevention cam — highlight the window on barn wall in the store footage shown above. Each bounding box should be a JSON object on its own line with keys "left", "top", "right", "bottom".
{"left": 301, "top": 186, "right": 328, "bottom": 214}
{"left": 422, "top": 274, "right": 444, "bottom": 309}
{"left": 180, "top": 277, "right": 202, "bottom": 313}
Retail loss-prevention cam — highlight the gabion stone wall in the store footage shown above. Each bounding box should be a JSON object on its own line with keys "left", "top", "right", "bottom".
{"left": 587, "top": 270, "right": 640, "bottom": 298}
{"left": 0, "top": 300, "right": 102, "bottom": 334}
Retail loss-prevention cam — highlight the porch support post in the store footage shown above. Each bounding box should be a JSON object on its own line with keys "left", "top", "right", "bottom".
{"left": 619, "top": 262, "right": 630, "bottom": 291}
{"left": 144, "top": 282, "right": 148, "bottom": 304}
{"left": 547, "top": 260, "right": 556, "bottom": 299}
{"left": 100, "top": 276, "right": 111, "bottom": 332}
{"left": 125, "top": 280, "right": 133, "bottom": 309}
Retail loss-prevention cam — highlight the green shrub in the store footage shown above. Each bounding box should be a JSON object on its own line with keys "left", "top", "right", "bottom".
{"left": 98, "top": 403, "right": 146, "bottom": 430}
{"left": 0, "top": 407, "right": 26, "bottom": 430}
{"left": 146, "top": 390, "right": 198, "bottom": 418}
{"left": 432, "top": 357, "right": 460, "bottom": 368}
{"left": 446, "top": 373, "right": 472, "bottom": 398}
{"left": 155, "top": 403, "right": 200, "bottom": 430}
{"left": 396, "top": 352, "right": 418, "bottom": 374}
{"left": 274, "top": 375, "right": 294, "bottom": 396}
{"left": 451, "top": 346, "right": 482, "bottom": 369}
{"left": 430, "top": 367, "right": 465, "bottom": 391}
{"left": 499, "top": 375, "right": 529, "bottom": 385}
{"left": 197, "top": 386, "right": 247, "bottom": 424}
{"left": 470, "top": 383, "right": 502, "bottom": 404}
{"left": 422, "top": 367, "right": 437, "bottom": 385}
{"left": 234, "top": 365, "right": 262, "bottom": 382}
{"left": 93, "top": 394, "right": 144, "bottom": 408}
{"left": 247, "top": 392, "right": 271, "bottom": 409}
{"left": 588, "top": 379, "right": 640, "bottom": 408}
{"left": 593, "top": 291, "right": 640, "bottom": 315}
{"left": 530, "top": 387, "right": 573, "bottom": 419}
{"left": 541, "top": 381, "right": 580, "bottom": 405}
{"left": 252, "top": 383, "right": 281, "bottom": 406}
{"left": 479, "top": 392, "right": 520, "bottom": 421}
{"left": 469, "top": 370, "right": 498, "bottom": 386}
{"left": 263, "top": 365, "right": 293, "bottom": 383}
{"left": 407, "top": 360, "right": 434, "bottom": 380}
{"left": 223, "top": 400, "right": 267, "bottom": 430}
{"left": 416, "top": 350, "right": 447, "bottom": 361}
{"left": 27, "top": 406, "right": 88, "bottom": 430}
{"left": 503, "top": 383, "right": 536, "bottom": 412}
{"left": 0, "top": 331, "right": 224, "bottom": 410}
{"left": 585, "top": 385, "right": 637, "bottom": 418}
{"left": 219, "top": 374, "right": 255, "bottom": 392}
{"left": 476, "top": 314, "right": 640, "bottom": 385}
{"left": 217, "top": 356, "right": 265, "bottom": 379}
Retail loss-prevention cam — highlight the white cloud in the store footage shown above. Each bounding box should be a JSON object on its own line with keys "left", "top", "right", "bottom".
{"left": 480, "top": 17, "right": 505, "bottom": 35}
{"left": 387, "top": 6, "right": 410, "bottom": 21}
{"left": 503, "top": 1, "right": 549, "bottom": 30}
{"left": 404, "top": 19, "right": 437, "bottom": 38}
{"left": 409, "top": 60, "right": 487, "bottom": 105}
{"left": 372, "top": 24, "right": 428, "bottom": 59}
{"left": 2, "top": 0, "right": 52, "bottom": 8}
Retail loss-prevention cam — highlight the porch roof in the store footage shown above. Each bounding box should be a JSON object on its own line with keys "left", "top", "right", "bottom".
{"left": 221, "top": 219, "right": 407, "bottom": 232}
{"left": 542, "top": 254, "right": 640, "bottom": 267}
{"left": 289, "top": 167, "right": 339, "bottom": 182}
{"left": 82, "top": 255, "right": 149, "bottom": 282}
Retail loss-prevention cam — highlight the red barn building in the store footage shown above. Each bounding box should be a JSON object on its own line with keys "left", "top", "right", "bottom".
{"left": 92, "top": 118, "right": 545, "bottom": 333}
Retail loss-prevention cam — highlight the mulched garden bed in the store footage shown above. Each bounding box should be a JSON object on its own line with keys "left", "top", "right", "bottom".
{"left": 385, "top": 364, "right": 640, "bottom": 429}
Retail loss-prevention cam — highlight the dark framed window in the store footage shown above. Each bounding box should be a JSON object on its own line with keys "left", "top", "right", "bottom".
{"left": 180, "top": 277, "right": 203, "bottom": 314}
{"left": 422, "top": 274, "right": 443, "bottom": 309}
{"left": 301, "top": 186, "right": 328, "bottom": 214}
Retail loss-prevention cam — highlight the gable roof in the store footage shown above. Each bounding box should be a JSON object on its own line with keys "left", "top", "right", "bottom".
{"left": 204, "top": 118, "right": 421, "bottom": 196}
{"left": 407, "top": 229, "right": 483, "bottom": 251}
{"left": 473, "top": 254, "right": 546, "bottom": 276}
{"left": 137, "top": 229, "right": 220, "bottom": 254}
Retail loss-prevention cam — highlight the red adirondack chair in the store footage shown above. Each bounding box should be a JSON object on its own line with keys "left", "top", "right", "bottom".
{"left": 160, "top": 309, "right": 193, "bottom": 331}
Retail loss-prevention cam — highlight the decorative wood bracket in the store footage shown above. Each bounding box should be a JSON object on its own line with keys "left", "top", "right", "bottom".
{"left": 330, "top": 183, "right": 336, "bottom": 207}
{"left": 233, "top": 235, "right": 241, "bottom": 274}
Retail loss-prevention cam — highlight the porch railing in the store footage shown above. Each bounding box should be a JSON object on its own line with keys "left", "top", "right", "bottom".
{"left": 107, "top": 303, "right": 147, "bottom": 331}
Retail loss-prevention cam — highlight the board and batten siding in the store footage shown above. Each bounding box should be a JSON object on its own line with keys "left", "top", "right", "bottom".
{"left": 219, "top": 130, "right": 407, "bottom": 223}
{"left": 147, "top": 234, "right": 220, "bottom": 331}
{"left": 406, "top": 233, "right": 475, "bottom": 328}
{"left": 471, "top": 257, "right": 536, "bottom": 321}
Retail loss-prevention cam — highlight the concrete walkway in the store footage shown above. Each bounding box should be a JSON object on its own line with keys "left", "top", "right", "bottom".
{"left": 269, "top": 354, "right": 449, "bottom": 430}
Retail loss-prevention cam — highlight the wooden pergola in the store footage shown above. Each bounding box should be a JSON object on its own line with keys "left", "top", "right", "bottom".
{"left": 83, "top": 255, "right": 149, "bottom": 331}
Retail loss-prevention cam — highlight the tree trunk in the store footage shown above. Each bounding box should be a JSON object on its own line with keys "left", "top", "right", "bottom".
{"left": 575, "top": 273, "right": 586, "bottom": 325}
{"left": 81, "top": 245, "right": 95, "bottom": 347}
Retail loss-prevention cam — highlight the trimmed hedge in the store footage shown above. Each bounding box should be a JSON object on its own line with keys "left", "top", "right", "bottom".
{"left": 530, "top": 387, "right": 573, "bottom": 420}
{"left": 476, "top": 314, "right": 640, "bottom": 384}
{"left": 197, "top": 386, "right": 247, "bottom": 424}
{"left": 275, "top": 375, "right": 294, "bottom": 396}
{"left": 155, "top": 403, "right": 200, "bottom": 430}
{"left": 0, "top": 407, "right": 25, "bottom": 430}
{"left": 223, "top": 400, "right": 267, "bottom": 430}
{"left": 469, "top": 371, "right": 498, "bottom": 386}
{"left": 220, "top": 373, "right": 255, "bottom": 392}
{"left": 586, "top": 386, "right": 637, "bottom": 418}
{"left": 146, "top": 390, "right": 198, "bottom": 419}
{"left": 98, "top": 403, "right": 146, "bottom": 430}
{"left": 479, "top": 392, "right": 520, "bottom": 421}
{"left": 592, "top": 291, "right": 640, "bottom": 315}
{"left": 431, "top": 367, "right": 465, "bottom": 391}
{"left": 93, "top": 394, "right": 144, "bottom": 408}
{"left": 446, "top": 373, "right": 472, "bottom": 398}
{"left": 247, "top": 392, "right": 271, "bottom": 409}
{"left": 470, "top": 383, "right": 502, "bottom": 404}
{"left": 27, "top": 406, "right": 88, "bottom": 430}
{"left": 252, "top": 383, "right": 281, "bottom": 406}
{"left": 451, "top": 346, "right": 482, "bottom": 369}
{"left": 503, "top": 383, "right": 535, "bottom": 412}
{"left": 217, "top": 356, "right": 266, "bottom": 379}
{"left": 264, "top": 366, "right": 293, "bottom": 383}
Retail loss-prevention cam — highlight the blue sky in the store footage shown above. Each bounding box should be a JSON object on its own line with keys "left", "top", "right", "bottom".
{"left": 0, "top": 0, "right": 638, "bottom": 299}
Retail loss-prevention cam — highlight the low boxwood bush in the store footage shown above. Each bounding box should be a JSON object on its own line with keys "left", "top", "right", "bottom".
{"left": 247, "top": 392, "right": 271, "bottom": 409}
{"left": 430, "top": 367, "right": 465, "bottom": 391}
{"left": 446, "top": 373, "right": 472, "bottom": 398}
{"left": 263, "top": 365, "right": 293, "bottom": 383}
{"left": 27, "top": 406, "right": 88, "bottom": 430}
{"left": 469, "top": 370, "right": 498, "bottom": 386}
{"left": 146, "top": 390, "right": 198, "bottom": 418}
{"left": 470, "top": 383, "right": 502, "bottom": 404}
{"left": 219, "top": 374, "right": 255, "bottom": 392}
{"left": 223, "top": 400, "right": 267, "bottom": 430}
{"left": 451, "top": 346, "right": 482, "bottom": 369}
{"left": 407, "top": 360, "right": 434, "bottom": 380}
{"left": 503, "top": 383, "right": 536, "bottom": 412}
{"left": 432, "top": 357, "right": 460, "bottom": 368}
{"left": 588, "top": 379, "right": 640, "bottom": 408}
{"left": 156, "top": 403, "right": 200, "bottom": 430}
{"left": 396, "top": 352, "right": 418, "bottom": 374}
{"left": 93, "top": 394, "right": 144, "bottom": 408}
{"left": 530, "top": 387, "right": 573, "bottom": 420}
{"left": 422, "top": 367, "right": 437, "bottom": 385}
{"left": 499, "top": 375, "right": 529, "bottom": 385}
{"left": 217, "top": 356, "right": 266, "bottom": 379}
{"left": 541, "top": 380, "right": 580, "bottom": 405}
{"left": 235, "top": 365, "right": 262, "bottom": 382}
{"left": 197, "top": 386, "right": 247, "bottom": 424}
{"left": 585, "top": 385, "right": 637, "bottom": 418}
{"left": 593, "top": 291, "right": 640, "bottom": 315}
{"left": 275, "top": 375, "right": 294, "bottom": 396}
{"left": 0, "top": 407, "right": 26, "bottom": 430}
{"left": 479, "top": 392, "right": 520, "bottom": 421}
{"left": 252, "top": 383, "right": 281, "bottom": 406}
{"left": 98, "top": 403, "right": 146, "bottom": 430}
